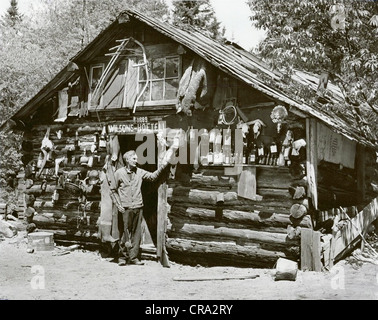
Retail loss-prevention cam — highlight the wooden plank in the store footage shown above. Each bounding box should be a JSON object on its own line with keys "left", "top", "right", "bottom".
{"left": 312, "top": 230, "right": 322, "bottom": 271}
{"left": 300, "top": 228, "right": 322, "bottom": 271}
{"left": 322, "top": 235, "right": 335, "bottom": 270}
{"left": 173, "top": 274, "right": 259, "bottom": 281}
{"left": 356, "top": 144, "right": 366, "bottom": 202}
{"left": 157, "top": 120, "right": 170, "bottom": 267}
{"left": 333, "top": 197, "right": 378, "bottom": 261}
{"left": 124, "top": 57, "right": 138, "bottom": 109}
{"left": 237, "top": 166, "right": 257, "bottom": 200}
{"left": 306, "top": 118, "right": 318, "bottom": 210}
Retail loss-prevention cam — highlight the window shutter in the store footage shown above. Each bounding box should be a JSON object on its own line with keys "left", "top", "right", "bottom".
{"left": 102, "top": 60, "right": 127, "bottom": 109}
{"left": 123, "top": 57, "right": 139, "bottom": 109}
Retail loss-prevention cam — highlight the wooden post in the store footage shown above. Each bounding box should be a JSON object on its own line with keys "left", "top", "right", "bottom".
{"left": 300, "top": 228, "right": 322, "bottom": 271}
{"left": 157, "top": 120, "right": 170, "bottom": 267}
{"left": 356, "top": 144, "right": 366, "bottom": 203}
{"left": 306, "top": 118, "right": 318, "bottom": 210}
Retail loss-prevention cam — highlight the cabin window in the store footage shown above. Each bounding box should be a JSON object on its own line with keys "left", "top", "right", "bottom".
{"left": 89, "top": 63, "right": 104, "bottom": 107}
{"left": 138, "top": 56, "right": 180, "bottom": 102}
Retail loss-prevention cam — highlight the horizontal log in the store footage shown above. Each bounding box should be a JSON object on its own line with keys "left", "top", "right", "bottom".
{"left": 167, "top": 186, "right": 295, "bottom": 209}
{"left": 31, "top": 123, "right": 103, "bottom": 135}
{"left": 52, "top": 238, "right": 101, "bottom": 251}
{"left": 256, "top": 166, "right": 294, "bottom": 189}
{"left": 169, "top": 205, "right": 313, "bottom": 232}
{"left": 257, "top": 188, "right": 294, "bottom": 203}
{"left": 190, "top": 172, "right": 236, "bottom": 189}
{"left": 38, "top": 228, "right": 100, "bottom": 242}
{"left": 166, "top": 238, "right": 295, "bottom": 268}
{"left": 167, "top": 218, "right": 299, "bottom": 252}
{"left": 36, "top": 193, "right": 101, "bottom": 202}
{"left": 33, "top": 213, "right": 98, "bottom": 229}
{"left": 167, "top": 187, "right": 237, "bottom": 205}
{"left": 33, "top": 203, "right": 100, "bottom": 217}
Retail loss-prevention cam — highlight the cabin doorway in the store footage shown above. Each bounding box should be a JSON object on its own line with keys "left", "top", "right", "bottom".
{"left": 118, "top": 134, "right": 158, "bottom": 251}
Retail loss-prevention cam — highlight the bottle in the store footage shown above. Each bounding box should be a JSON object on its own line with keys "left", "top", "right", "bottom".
{"left": 208, "top": 129, "right": 215, "bottom": 165}
{"left": 99, "top": 126, "right": 107, "bottom": 148}
{"left": 200, "top": 129, "right": 209, "bottom": 166}
{"left": 284, "top": 145, "right": 291, "bottom": 166}
{"left": 37, "top": 153, "right": 43, "bottom": 168}
{"left": 74, "top": 131, "right": 80, "bottom": 151}
{"left": 257, "top": 143, "right": 265, "bottom": 164}
{"left": 242, "top": 144, "right": 248, "bottom": 164}
{"left": 94, "top": 132, "right": 99, "bottom": 151}
{"left": 248, "top": 142, "right": 257, "bottom": 164}
{"left": 223, "top": 128, "right": 232, "bottom": 165}
{"left": 214, "top": 130, "right": 223, "bottom": 165}
{"left": 207, "top": 143, "right": 214, "bottom": 165}
{"left": 188, "top": 126, "right": 198, "bottom": 167}
{"left": 223, "top": 146, "right": 230, "bottom": 165}
{"left": 277, "top": 146, "right": 286, "bottom": 166}
{"left": 52, "top": 189, "right": 59, "bottom": 204}
{"left": 266, "top": 151, "right": 272, "bottom": 165}
{"left": 270, "top": 142, "right": 278, "bottom": 166}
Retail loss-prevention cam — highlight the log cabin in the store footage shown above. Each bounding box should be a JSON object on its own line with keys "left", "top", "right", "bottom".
{"left": 1, "top": 9, "right": 377, "bottom": 270}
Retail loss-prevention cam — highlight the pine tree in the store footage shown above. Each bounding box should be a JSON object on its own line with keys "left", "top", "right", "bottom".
{"left": 1, "top": 0, "right": 23, "bottom": 27}
{"left": 172, "top": 0, "right": 225, "bottom": 40}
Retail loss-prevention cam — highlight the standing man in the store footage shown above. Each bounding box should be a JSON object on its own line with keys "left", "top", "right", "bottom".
{"left": 113, "top": 148, "right": 174, "bottom": 266}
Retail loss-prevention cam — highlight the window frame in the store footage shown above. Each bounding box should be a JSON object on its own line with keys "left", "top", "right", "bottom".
{"left": 88, "top": 63, "right": 105, "bottom": 108}
{"left": 137, "top": 55, "right": 181, "bottom": 105}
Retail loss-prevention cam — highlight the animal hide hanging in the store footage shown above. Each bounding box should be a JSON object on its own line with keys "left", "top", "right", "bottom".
{"left": 176, "top": 57, "right": 216, "bottom": 116}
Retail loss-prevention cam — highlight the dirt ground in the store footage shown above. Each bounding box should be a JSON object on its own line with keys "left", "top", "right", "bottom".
{"left": 0, "top": 230, "right": 378, "bottom": 301}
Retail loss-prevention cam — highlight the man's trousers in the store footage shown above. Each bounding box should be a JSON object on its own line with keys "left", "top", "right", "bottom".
{"left": 118, "top": 207, "right": 143, "bottom": 263}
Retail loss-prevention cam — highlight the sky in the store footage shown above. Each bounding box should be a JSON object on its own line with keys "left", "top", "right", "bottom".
{"left": 0, "top": 0, "right": 266, "bottom": 50}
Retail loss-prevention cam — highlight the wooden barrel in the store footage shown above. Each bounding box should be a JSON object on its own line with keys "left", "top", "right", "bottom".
{"left": 27, "top": 232, "right": 54, "bottom": 251}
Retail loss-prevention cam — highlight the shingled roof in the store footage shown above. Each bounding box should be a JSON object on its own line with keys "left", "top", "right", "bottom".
{"left": 5, "top": 9, "right": 377, "bottom": 148}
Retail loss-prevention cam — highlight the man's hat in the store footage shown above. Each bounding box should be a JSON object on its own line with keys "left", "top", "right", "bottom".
{"left": 88, "top": 170, "right": 99, "bottom": 185}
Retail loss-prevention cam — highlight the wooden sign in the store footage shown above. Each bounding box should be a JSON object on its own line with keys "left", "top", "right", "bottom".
{"left": 107, "top": 118, "right": 159, "bottom": 135}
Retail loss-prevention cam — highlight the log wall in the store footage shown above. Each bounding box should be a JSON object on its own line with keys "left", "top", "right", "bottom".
{"left": 21, "top": 117, "right": 107, "bottom": 242}
{"left": 166, "top": 164, "right": 313, "bottom": 268}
